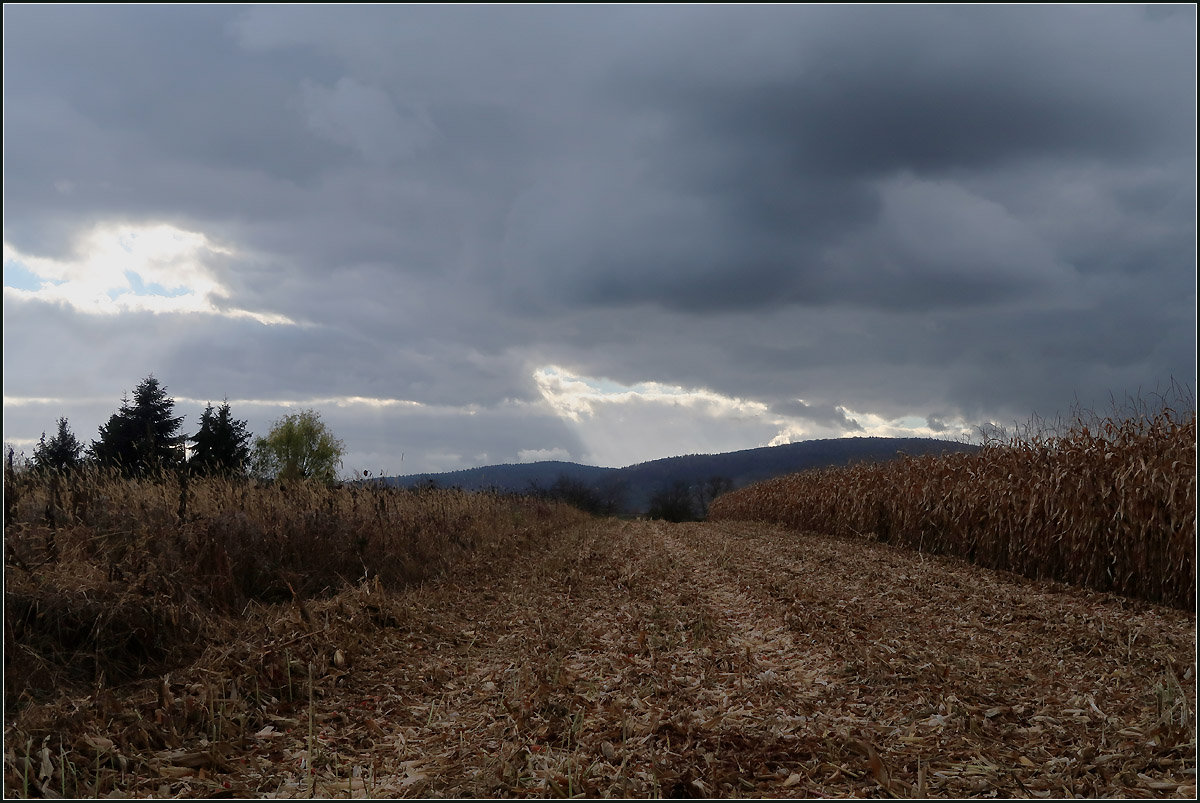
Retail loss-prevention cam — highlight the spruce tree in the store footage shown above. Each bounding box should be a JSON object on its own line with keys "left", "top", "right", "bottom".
{"left": 32, "top": 417, "right": 84, "bottom": 474}
{"left": 189, "top": 401, "right": 252, "bottom": 476}
{"left": 91, "top": 376, "right": 185, "bottom": 475}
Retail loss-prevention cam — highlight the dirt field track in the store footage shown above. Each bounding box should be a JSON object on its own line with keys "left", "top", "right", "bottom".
{"left": 9, "top": 519, "right": 1196, "bottom": 798}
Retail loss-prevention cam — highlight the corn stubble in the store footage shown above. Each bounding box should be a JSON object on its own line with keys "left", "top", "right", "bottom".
{"left": 710, "top": 401, "right": 1196, "bottom": 609}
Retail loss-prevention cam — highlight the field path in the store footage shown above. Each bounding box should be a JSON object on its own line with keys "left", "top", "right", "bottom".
{"left": 107, "top": 520, "right": 1195, "bottom": 798}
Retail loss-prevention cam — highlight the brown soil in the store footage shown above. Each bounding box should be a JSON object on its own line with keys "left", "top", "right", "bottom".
{"left": 5, "top": 520, "right": 1195, "bottom": 798}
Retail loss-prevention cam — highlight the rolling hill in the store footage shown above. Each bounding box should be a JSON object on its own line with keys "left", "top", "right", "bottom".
{"left": 382, "top": 436, "right": 980, "bottom": 514}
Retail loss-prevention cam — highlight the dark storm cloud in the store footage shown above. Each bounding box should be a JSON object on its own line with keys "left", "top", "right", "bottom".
{"left": 925, "top": 416, "right": 951, "bottom": 434}
{"left": 647, "top": 5, "right": 1192, "bottom": 171}
{"left": 771, "top": 400, "right": 865, "bottom": 434}
{"left": 2, "top": 5, "right": 346, "bottom": 192}
{"left": 3, "top": 5, "right": 1194, "bottom": 472}
{"left": 547, "top": 4, "right": 1194, "bottom": 314}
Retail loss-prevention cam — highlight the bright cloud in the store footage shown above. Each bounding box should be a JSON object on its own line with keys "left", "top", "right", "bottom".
{"left": 3, "top": 395, "right": 115, "bottom": 407}
{"left": 2, "top": 223, "right": 295, "bottom": 325}
{"left": 517, "top": 447, "right": 573, "bottom": 463}
{"left": 533, "top": 365, "right": 972, "bottom": 467}
{"left": 533, "top": 365, "right": 771, "bottom": 423}
{"left": 216, "top": 395, "right": 427, "bottom": 411}
{"left": 830, "top": 408, "right": 974, "bottom": 442}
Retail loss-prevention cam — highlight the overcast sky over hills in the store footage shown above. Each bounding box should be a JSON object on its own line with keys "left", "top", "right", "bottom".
{"left": 3, "top": 5, "right": 1195, "bottom": 475}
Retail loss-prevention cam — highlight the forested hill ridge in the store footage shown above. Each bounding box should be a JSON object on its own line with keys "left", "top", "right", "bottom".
{"left": 383, "top": 436, "right": 980, "bottom": 514}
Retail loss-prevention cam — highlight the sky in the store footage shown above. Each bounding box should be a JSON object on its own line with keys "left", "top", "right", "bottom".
{"left": 3, "top": 4, "right": 1196, "bottom": 476}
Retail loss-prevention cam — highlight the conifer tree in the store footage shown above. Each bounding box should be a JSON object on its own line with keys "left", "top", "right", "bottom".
{"left": 91, "top": 376, "right": 185, "bottom": 475}
{"left": 32, "top": 417, "right": 84, "bottom": 474}
{"left": 189, "top": 401, "right": 252, "bottom": 476}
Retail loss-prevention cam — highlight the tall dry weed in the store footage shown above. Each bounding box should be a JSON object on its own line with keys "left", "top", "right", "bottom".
{"left": 3, "top": 469, "right": 584, "bottom": 706}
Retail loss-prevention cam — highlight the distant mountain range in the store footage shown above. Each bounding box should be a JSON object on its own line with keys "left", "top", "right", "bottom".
{"left": 381, "top": 436, "right": 980, "bottom": 514}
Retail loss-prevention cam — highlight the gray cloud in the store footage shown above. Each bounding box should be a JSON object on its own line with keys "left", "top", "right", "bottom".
{"left": 3, "top": 5, "right": 1194, "bottom": 473}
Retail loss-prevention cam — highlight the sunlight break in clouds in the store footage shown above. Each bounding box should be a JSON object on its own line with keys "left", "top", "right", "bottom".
{"left": 2, "top": 223, "right": 294, "bottom": 325}
{"left": 517, "top": 447, "right": 573, "bottom": 463}
{"left": 534, "top": 365, "right": 972, "bottom": 467}
{"left": 4, "top": 394, "right": 435, "bottom": 414}
{"left": 213, "top": 396, "right": 428, "bottom": 411}
{"left": 788, "top": 407, "right": 975, "bottom": 444}
{"left": 2, "top": 396, "right": 116, "bottom": 407}
{"left": 532, "top": 364, "right": 783, "bottom": 465}
{"left": 533, "top": 365, "right": 771, "bottom": 423}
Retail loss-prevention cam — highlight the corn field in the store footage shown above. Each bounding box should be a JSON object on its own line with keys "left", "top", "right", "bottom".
{"left": 709, "top": 404, "right": 1196, "bottom": 609}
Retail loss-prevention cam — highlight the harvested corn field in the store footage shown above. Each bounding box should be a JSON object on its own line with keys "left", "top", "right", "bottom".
{"left": 5, "top": 516, "right": 1195, "bottom": 798}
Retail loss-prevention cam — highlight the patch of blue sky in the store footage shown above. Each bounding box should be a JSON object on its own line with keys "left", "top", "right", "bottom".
{"left": 123, "top": 270, "right": 190, "bottom": 298}
{"left": 592, "top": 377, "right": 631, "bottom": 395}
{"left": 2, "top": 261, "right": 59, "bottom": 291}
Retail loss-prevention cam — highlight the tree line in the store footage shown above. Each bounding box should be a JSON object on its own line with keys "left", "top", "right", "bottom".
{"left": 646, "top": 476, "right": 735, "bottom": 522}
{"left": 20, "top": 375, "right": 346, "bottom": 483}
{"left": 522, "top": 473, "right": 734, "bottom": 521}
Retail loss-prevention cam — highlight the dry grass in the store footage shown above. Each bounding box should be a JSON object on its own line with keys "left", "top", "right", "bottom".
{"left": 3, "top": 468, "right": 585, "bottom": 707}
{"left": 709, "top": 400, "right": 1196, "bottom": 609}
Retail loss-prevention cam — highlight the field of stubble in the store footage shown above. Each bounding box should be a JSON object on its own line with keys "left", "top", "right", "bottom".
{"left": 10, "top": 517, "right": 1191, "bottom": 798}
